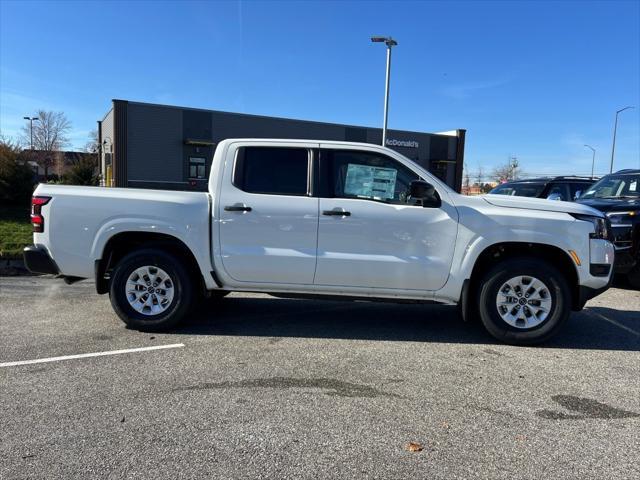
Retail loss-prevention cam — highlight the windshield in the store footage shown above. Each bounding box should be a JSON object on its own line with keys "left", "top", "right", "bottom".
{"left": 489, "top": 183, "right": 545, "bottom": 197}
{"left": 580, "top": 174, "right": 640, "bottom": 199}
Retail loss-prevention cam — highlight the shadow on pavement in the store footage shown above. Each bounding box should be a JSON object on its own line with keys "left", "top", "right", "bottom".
{"left": 612, "top": 275, "right": 639, "bottom": 292}
{"left": 174, "top": 296, "right": 640, "bottom": 351}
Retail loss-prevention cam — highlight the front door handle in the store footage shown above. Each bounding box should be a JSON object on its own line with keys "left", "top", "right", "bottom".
{"left": 224, "top": 204, "right": 252, "bottom": 212}
{"left": 322, "top": 209, "right": 351, "bottom": 217}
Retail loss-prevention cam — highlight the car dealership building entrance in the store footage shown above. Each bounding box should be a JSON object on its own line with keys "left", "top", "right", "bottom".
{"left": 98, "top": 99, "right": 466, "bottom": 191}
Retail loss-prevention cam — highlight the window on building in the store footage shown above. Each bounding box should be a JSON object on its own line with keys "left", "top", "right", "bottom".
{"left": 327, "top": 150, "right": 420, "bottom": 205}
{"left": 189, "top": 157, "right": 206, "bottom": 179}
{"left": 233, "top": 147, "right": 309, "bottom": 195}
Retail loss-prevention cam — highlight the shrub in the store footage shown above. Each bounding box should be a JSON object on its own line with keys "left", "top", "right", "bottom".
{"left": 61, "top": 157, "right": 99, "bottom": 186}
{"left": 0, "top": 141, "right": 36, "bottom": 205}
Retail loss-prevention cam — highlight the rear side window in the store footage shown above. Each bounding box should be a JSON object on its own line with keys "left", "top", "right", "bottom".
{"left": 233, "top": 147, "right": 310, "bottom": 196}
{"left": 546, "top": 183, "right": 570, "bottom": 201}
{"left": 569, "top": 182, "right": 590, "bottom": 200}
{"left": 491, "top": 183, "right": 545, "bottom": 197}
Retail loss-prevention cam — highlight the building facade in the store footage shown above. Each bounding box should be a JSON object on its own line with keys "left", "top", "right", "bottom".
{"left": 19, "top": 150, "right": 97, "bottom": 181}
{"left": 98, "top": 99, "right": 466, "bottom": 191}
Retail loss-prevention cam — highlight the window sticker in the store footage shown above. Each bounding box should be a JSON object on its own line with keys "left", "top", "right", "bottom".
{"left": 630, "top": 181, "right": 637, "bottom": 192}
{"left": 344, "top": 164, "right": 397, "bottom": 200}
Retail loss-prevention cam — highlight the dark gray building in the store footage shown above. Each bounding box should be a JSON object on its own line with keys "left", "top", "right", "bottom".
{"left": 98, "top": 99, "right": 466, "bottom": 191}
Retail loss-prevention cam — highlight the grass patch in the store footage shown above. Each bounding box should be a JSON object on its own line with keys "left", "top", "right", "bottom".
{"left": 0, "top": 205, "right": 32, "bottom": 259}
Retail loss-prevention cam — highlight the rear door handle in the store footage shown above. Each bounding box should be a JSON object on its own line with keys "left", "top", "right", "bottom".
{"left": 322, "top": 209, "right": 351, "bottom": 217}
{"left": 224, "top": 204, "right": 252, "bottom": 212}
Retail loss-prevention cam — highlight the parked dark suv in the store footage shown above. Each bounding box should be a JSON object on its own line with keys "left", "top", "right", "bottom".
{"left": 489, "top": 176, "right": 596, "bottom": 202}
{"left": 576, "top": 169, "right": 640, "bottom": 288}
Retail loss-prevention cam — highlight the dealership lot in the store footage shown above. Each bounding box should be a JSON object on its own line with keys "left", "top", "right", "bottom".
{"left": 1, "top": 276, "right": 638, "bottom": 479}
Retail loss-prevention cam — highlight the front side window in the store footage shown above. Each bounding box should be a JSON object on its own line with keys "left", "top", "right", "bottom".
{"left": 233, "top": 147, "right": 309, "bottom": 196}
{"left": 189, "top": 157, "right": 206, "bottom": 179}
{"left": 327, "top": 150, "right": 420, "bottom": 205}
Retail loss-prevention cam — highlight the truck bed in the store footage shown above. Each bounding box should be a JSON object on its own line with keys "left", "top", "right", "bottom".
{"left": 32, "top": 184, "right": 212, "bottom": 280}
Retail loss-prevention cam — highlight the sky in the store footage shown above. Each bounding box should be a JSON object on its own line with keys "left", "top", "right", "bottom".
{"left": 1, "top": 0, "right": 639, "bottom": 178}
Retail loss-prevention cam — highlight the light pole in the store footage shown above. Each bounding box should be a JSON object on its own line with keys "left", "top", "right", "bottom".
{"left": 584, "top": 144, "right": 596, "bottom": 179}
{"left": 371, "top": 36, "right": 397, "bottom": 147}
{"left": 609, "top": 106, "right": 634, "bottom": 173}
{"left": 23, "top": 116, "right": 39, "bottom": 150}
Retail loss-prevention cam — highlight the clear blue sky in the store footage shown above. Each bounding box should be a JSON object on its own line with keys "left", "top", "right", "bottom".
{"left": 1, "top": 0, "right": 639, "bottom": 177}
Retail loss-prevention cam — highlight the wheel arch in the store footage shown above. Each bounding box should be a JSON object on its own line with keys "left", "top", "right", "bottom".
{"left": 95, "top": 231, "right": 206, "bottom": 295}
{"left": 461, "top": 242, "right": 581, "bottom": 316}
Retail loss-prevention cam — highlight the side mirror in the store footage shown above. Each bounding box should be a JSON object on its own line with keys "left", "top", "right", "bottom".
{"left": 546, "top": 193, "right": 563, "bottom": 201}
{"left": 410, "top": 180, "right": 441, "bottom": 208}
{"left": 574, "top": 190, "right": 582, "bottom": 200}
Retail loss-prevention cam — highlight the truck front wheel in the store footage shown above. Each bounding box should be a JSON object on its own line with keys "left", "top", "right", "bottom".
{"left": 477, "top": 257, "right": 571, "bottom": 345}
{"left": 109, "top": 248, "right": 193, "bottom": 331}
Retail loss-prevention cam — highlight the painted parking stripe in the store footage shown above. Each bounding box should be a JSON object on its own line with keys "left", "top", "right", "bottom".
{"left": 0, "top": 343, "right": 185, "bottom": 368}
{"left": 589, "top": 311, "right": 640, "bottom": 337}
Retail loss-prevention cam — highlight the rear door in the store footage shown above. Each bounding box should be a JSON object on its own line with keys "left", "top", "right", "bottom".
{"left": 218, "top": 142, "right": 319, "bottom": 284}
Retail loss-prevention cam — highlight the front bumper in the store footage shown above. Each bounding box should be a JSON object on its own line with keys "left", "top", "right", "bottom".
{"left": 23, "top": 245, "right": 60, "bottom": 275}
{"left": 572, "top": 239, "right": 615, "bottom": 310}
{"left": 609, "top": 222, "right": 638, "bottom": 273}
{"left": 585, "top": 238, "right": 615, "bottom": 282}
{"left": 613, "top": 248, "right": 637, "bottom": 274}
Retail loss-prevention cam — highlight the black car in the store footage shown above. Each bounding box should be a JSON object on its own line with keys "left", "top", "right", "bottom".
{"left": 490, "top": 176, "right": 596, "bottom": 202}
{"left": 577, "top": 169, "right": 640, "bottom": 288}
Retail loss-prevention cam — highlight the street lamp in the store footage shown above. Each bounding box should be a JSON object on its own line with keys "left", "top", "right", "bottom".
{"left": 584, "top": 144, "right": 596, "bottom": 179}
{"left": 23, "top": 116, "right": 39, "bottom": 150}
{"left": 609, "top": 106, "right": 634, "bottom": 173}
{"left": 371, "top": 36, "right": 398, "bottom": 147}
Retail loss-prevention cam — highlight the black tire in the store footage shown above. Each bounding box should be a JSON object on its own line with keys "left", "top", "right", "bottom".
{"left": 109, "top": 248, "right": 194, "bottom": 331}
{"left": 477, "top": 257, "right": 571, "bottom": 345}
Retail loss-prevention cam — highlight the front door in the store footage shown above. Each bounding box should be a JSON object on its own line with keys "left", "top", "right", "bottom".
{"left": 218, "top": 143, "right": 319, "bottom": 284}
{"left": 314, "top": 147, "right": 458, "bottom": 291}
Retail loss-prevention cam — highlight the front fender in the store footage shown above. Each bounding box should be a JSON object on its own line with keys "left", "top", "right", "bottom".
{"left": 435, "top": 203, "right": 590, "bottom": 302}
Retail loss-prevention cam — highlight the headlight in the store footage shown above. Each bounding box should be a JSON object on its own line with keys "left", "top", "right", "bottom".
{"left": 570, "top": 214, "right": 611, "bottom": 240}
{"left": 606, "top": 211, "right": 639, "bottom": 225}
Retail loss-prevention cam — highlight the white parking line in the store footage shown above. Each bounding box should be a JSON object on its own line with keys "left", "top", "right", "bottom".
{"left": 0, "top": 343, "right": 185, "bottom": 368}
{"left": 589, "top": 311, "right": 640, "bottom": 337}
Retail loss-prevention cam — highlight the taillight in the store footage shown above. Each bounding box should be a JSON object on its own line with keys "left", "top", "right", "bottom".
{"left": 31, "top": 196, "right": 51, "bottom": 233}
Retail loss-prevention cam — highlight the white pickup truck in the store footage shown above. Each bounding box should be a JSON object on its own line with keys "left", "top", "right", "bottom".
{"left": 24, "top": 139, "right": 614, "bottom": 344}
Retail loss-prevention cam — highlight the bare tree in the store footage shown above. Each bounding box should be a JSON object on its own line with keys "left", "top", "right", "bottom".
{"left": 492, "top": 156, "right": 522, "bottom": 182}
{"left": 80, "top": 129, "right": 101, "bottom": 178}
{"left": 463, "top": 163, "right": 471, "bottom": 191}
{"left": 84, "top": 129, "right": 100, "bottom": 154}
{"left": 21, "top": 110, "right": 71, "bottom": 151}
{"left": 20, "top": 110, "right": 71, "bottom": 180}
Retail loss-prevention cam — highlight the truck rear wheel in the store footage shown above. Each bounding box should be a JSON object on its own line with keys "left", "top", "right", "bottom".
{"left": 109, "top": 248, "right": 193, "bottom": 331}
{"left": 477, "top": 257, "right": 571, "bottom": 345}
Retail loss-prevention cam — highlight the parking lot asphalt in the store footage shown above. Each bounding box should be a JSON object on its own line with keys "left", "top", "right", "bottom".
{"left": 1, "top": 276, "right": 639, "bottom": 480}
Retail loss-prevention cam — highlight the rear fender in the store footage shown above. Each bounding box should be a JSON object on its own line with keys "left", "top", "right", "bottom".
{"left": 90, "top": 218, "right": 216, "bottom": 290}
